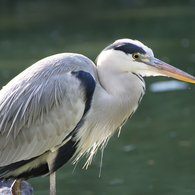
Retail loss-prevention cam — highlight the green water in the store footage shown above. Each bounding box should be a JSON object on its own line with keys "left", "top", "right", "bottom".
{"left": 1, "top": 1, "right": 195, "bottom": 194}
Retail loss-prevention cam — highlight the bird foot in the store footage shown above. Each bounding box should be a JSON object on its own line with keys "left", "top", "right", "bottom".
{"left": 11, "top": 179, "right": 22, "bottom": 195}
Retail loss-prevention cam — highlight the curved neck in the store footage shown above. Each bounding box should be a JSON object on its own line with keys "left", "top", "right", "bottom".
{"left": 97, "top": 62, "right": 145, "bottom": 98}
{"left": 74, "top": 61, "right": 145, "bottom": 166}
{"left": 95, "top": 60, "right": 146, "bottom": 132}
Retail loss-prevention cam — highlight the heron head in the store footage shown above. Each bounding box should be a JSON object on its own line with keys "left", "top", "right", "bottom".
{"left": 97, "top": 39, "right": 195, "bottom": 83}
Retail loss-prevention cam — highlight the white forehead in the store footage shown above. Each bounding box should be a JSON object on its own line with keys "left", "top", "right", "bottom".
{"left": 114, "top": 38, "right": 154, "bottom": 57}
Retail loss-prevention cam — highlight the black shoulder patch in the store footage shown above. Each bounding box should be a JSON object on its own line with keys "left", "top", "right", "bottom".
{"left": 104, "top": 42, "right": 146, "bottom": 55}
{"left": 71, "top": 71, "right": 96, "bottom": 115}
{"left": 50, "top": 71, "right": 96, "bottom": 173}
{"left": 51, "top": 135, "right": 78, "bottom": 173}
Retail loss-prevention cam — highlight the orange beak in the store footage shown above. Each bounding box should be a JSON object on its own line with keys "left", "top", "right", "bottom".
{"left": 149, "top": 58, "right": 195, "bottom": 83}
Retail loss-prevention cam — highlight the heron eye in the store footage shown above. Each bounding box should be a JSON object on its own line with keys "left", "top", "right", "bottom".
{"left": 132, "top": 54, "right": 140, "bottom": 60}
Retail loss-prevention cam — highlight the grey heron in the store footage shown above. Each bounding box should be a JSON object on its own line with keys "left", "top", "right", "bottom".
{"left": 0, "top": 38, "right": 195, "bottom": 195}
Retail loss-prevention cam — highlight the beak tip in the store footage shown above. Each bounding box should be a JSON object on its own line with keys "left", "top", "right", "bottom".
{"left": 152, "top": 58, "right": 195, "bottom": 84}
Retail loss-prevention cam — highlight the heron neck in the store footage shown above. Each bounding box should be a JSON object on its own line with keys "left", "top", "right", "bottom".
{"left": 74, "top": 65, "right": 145, "bottom": 166}
{"left": 97, "top": 64, "right": 144, "bottom": 98}
{"left": 96, "top": 63, "right": 145, "bottom": 130}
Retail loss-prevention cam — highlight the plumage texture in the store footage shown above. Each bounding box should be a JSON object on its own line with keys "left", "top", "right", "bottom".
{"left": 0, "top": 53, "right": 97, "bottom": 174}
{"left": 1, "top": 38, "right": 195, "bottom": 195}
{"left": 0, "top": 39, "right": 147, "bottom": 180}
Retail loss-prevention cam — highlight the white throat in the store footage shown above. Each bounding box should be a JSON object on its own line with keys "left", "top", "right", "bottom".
{"left": 74, "top": 52, "right": 145, "bottom": 167}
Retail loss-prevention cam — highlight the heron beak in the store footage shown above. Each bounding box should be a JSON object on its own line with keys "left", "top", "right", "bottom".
{"left": 148, "top": 57, "right": 195, "bottom": 83}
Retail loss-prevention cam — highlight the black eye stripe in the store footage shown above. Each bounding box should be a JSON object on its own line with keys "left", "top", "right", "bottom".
{"left": 104, "top": 42, "right": 146, "bottom": 55}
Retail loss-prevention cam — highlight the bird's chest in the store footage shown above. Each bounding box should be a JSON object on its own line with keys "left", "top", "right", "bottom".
{"left": 74, "top": 74, "right": 145, "bottom": 165}
{"left": 90, "top": 75, "right": 145, "bottom": 135}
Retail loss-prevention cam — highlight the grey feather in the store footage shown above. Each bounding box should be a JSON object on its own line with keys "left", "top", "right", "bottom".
{"left": 0, "top": 53, "right": 97, "bottom": 166}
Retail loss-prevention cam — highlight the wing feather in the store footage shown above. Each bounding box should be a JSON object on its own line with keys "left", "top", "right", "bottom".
{"left": 0, "top": 53, "right": 97, "bottom": 166}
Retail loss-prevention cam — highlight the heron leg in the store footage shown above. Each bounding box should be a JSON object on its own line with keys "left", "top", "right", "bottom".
{"left": 50, "top": 172, "right": 56, "bottom": 195}
{"left": 11, "top": 179, "right": 22, "bottom": 195}
{"left": 47, "top": 151, "right": 58, "bottom": 195}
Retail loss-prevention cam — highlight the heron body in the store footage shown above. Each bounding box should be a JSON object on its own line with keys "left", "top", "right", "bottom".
{"left": 0, "top": 39, "right": 195, "bottom": 194}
